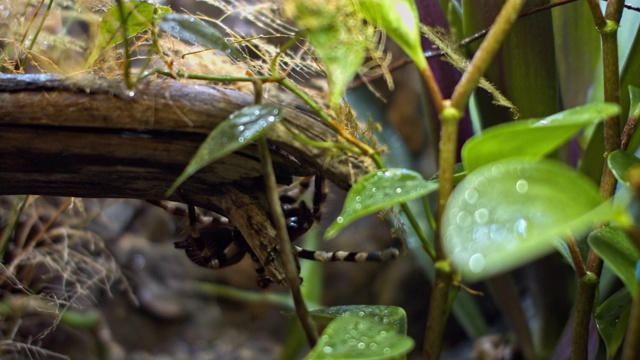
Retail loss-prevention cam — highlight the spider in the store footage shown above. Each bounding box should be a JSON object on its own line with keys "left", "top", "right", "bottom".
{"left": 151, "top": 176, "right": 399, "bottom": 287}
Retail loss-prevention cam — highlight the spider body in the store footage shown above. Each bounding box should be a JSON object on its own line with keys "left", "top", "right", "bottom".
{"left": 155, "top": 176, "right": 399, "bottom": 286}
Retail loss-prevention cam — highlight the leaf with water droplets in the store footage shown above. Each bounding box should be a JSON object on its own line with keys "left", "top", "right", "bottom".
{"left": 443, "top": 159, "right": 617, "bottom": 281}
{"left": 325, "top": 168, "right": 438, "bottom": 239}
{"left": 305, "top": 306, "right": 413, "bottom": 359}
{"left": 588, "top": 226, "right": 640, "bottom": 297}
{"left": 166, "top": 104, "right": 282, "bottom": 196}
{"left": 595, "top": 288, "right": 631, "bottom": 360}
{"left": 462, "top": 103, "right": 620, "bottom": 172}
{"left": 158, "top": 14, "right": 243, "bottom": 61}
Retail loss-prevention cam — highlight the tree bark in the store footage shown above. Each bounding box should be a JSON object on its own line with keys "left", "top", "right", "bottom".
{"left": 0, "top": 74, "right": 373, "bottom": 284}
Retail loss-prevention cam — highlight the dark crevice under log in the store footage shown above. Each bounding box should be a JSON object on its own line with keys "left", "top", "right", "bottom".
{"left": 0, "top": 74, "right": 374, "bottom": 284}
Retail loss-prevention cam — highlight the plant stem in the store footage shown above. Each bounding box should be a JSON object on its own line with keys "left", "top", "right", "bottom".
{"left": 257, "top": 137, "right": 318, "bottom": 347}
{"left": 571, "top": 272, "right": 598, "bottom": 360}
{"left": 115, "top": 0, "right": 134, "bottom": 89}
{"left": 423, "top": 260, "right": 452, "bottom": 360}
{"left": 575, "top": 3, "right": 624, "bottom": 356}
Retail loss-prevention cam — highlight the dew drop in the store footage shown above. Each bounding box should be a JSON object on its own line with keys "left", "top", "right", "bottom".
{"left": 323, "top": 346, "right": 333, "bottom": 354}
{"left": 358, "top": 342, "right": 366, "bottom": 349}
{"left": 516, "top": 179, "right": 529, "bottom": 194}
{"left": 336, "top": 217, "right": 344, "bottom": 223}
{"left": 456, "top": 211, "right": 472, "bottom": 226}
{"left": 128, "top": 91, "right": 135, "bottom": 97}
{"left": 395, "top": 188, "right": 402, "bottom": 194}
{"left": 464, "top": 189, "right": 479, "bottom": 204}
{"left": 355, "top": 196, "right": 362, "bottom": 202}
{"left": 473, "top": 208, "right": 489, "bottom": 224}
{"left": 237, "top": 125, "right": 245, "bottom": 131}
{"left": 469, "top": 253, "right": 486, "bottom": 273}
{"left": 370, "top": 343, "right": 378, "bottom": 350}
{"left": 371, "top": 187, "right": 377, "bottom": 193}
{"left": 238, "top": 137, "right": 245, "bottom": 143}
{"left": 383, "top": 348, "right": 391, "bottom": 354}
{"left": 355, "top": 203, "right": 362, "bottom": 209}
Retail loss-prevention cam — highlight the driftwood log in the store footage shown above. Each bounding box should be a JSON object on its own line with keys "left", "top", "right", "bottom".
{"left": 0, "top": 74, "right": 374, "bottom": 284}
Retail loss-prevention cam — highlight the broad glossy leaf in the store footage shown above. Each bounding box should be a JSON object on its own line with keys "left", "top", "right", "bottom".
{"left": 443, "top": 159, "right": 613, "bottom": 281}
{"left": 325, "top": 169, "right": 438, "bottom": 239}
{"left": 608, "top": 150, "right": 640, "bottom": 188}
{"left": 357, "top": 0, "right": 427, "bottom": 70}
{"left": 595, "top": 288, "right": 632, "bottom": 360}
{"left": 309, "top": 305, "right": 407, "bottom": 333}
{"left": 588, "top": 227, "right": 640, "bottom": 297}
{"left": 462, "top": 103, "right": 620, "bottom": 172}
{"left": 306, "top": 306, "right": 413, "bottom": 359}
{"left": 166, "top": 104, "right": 282, "bottom": 196}
{"left": 158, "top": 14, "right": 243, "bottom": 61}
{"left": 87, "top": 2, "right": 170, "bottom": 65}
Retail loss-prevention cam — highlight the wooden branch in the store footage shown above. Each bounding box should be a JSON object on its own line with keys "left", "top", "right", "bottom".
{"left": 0, "top": 74, "right": 374, "bottom": 284}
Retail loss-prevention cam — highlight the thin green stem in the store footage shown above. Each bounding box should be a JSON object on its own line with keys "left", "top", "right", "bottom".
{"left": 449, "top": 0, "right": 526, "bottom": 113}
{"left": 115, "top": 0, "right": 134, "bottom": 89}
{"left": 271, "top": 35, "right": 300, "bottom": 76}
{"left": 575, "top": 2, "right": 624, "bottom": 357}
{"left": 418, "top": 65, "right": 444, "bottom": 114}
{"left": 571, "top": 272, "right": 599, "bottom": 360}
{"left": 401, "top": 203, "right": 435, "bottom": 260}
{"left": 20, "top": 0, "right": 54, "bottom": 71}
{"left": 586, "top": 0, "right": 607, "bottom": 29}
{"left": 435, "top": 114, "right": 459, "bottom": 257}
{"left": 278, "top": 78, "right": 384, "bottom": 167}
{"left": 258, "top": 137, "right": 318, "bottom": 347}
{"left": 282, "top": 123, "right": 361, "bottom": 154}
{"left": 423, "top": 260, "right": 453, "bottom": 360}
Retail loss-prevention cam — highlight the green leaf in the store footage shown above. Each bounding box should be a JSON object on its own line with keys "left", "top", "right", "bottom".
{"left": 443, "top": 159, "right": 614, "bottom": 281}
{"left": 608, "top": 150, "right": 640, "bottom": 188}
{"left": 595, "top": 288, "right": 632, "bottom": 360}
{"left": 306, "top": 306, "right": 414, "bottom": 360}
{"left": 325, "top": 169, "right": 438, "bottom": 239}
{"left": 588, "top": 227, "right": 640, "bottom": 297}
{"left": 283, "top": 0, "right": 370, "bottom": 108}
{"left": 552, "top": 0, "right": 600, "bottom": 108}
{"left": 166, "top": 104, "right": 283, "bottom": 196}
{"left": 462, "top": 103, "right": 620, "bottom": 172}
{"left": 87, "top": 2, "right": 171, "bottom": 66}
{"left": 357, "top": 0, "right": 426, "bottom": 70}
{"left": 158, "top": 14, "right": 243, "bottom": 61}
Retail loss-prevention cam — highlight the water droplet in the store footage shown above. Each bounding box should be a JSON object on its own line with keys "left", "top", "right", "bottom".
{"left": 128, "top": 91, "right": 135, "bottom": 97}
{"left": 379, "top": 331, "right": 387, "bottom": 336}
{"left": 465, "top": 189, "right": 478, "bottom": 204}
{"left": 336, "top": 217, "right": 344, "bottom": 223}
{"left": 370, "top": 343, "right": 378, "bottom": 350}
{"left": 357, "top": 342, "right": 366, "bottom": 349}
{"left": 355, "top": 203, "right": 362, "bottom": 209}
{"left": 238, "top": 137, "right": 245, "bottom": 143}
{"left": 371, "top": 187, "right": 377, "bottom": 193}
{"left": 323, "top": 346, "right": 333, "bottom": 354}
{"left": 237, "top": 125, "right": 245, "bottom": 131}
{"left": 516, "top": 179, "right": 529, "bottom": 194}
{"left": 355, "top": 196, "right": 362, "bottom": 202}
{"left": 514, "top": 217, "right": 528, "bottom": 238}
{"left": 395, "top": 188, "right": 402, "bottom": 194}
{"left": 474, "top": 208, "right": 489, "bottom": 224}
{"left": 469, "top": 253, "right": 486, "bottom": 273}
{"left": 383, "top": 348, "right": 391, "bottom": 354}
